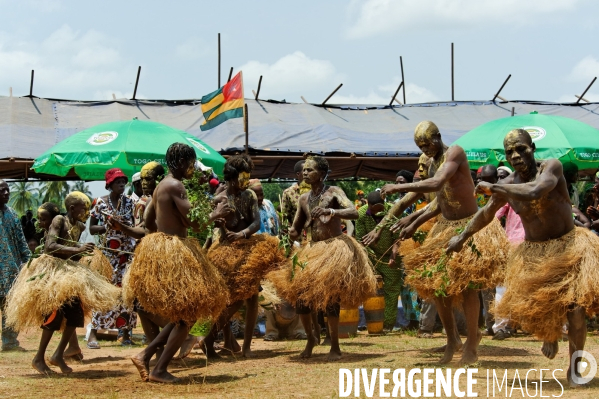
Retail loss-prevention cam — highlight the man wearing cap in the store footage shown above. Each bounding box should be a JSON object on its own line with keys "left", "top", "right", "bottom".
{"left": 130, "top": 172, "right": 143, "bottom": 203}
{"left": 88, "top": 168, "right": 138, "bottom": 348}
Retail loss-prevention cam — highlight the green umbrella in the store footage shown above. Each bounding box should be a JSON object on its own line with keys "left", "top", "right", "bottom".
{"left": 32, "top": 118, "right": 225, "bottom": 180}
{"left": 454, "top": 112, "right": 599, "bottom": 170}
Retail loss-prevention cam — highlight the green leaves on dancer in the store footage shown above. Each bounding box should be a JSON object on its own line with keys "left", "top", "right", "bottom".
{"left": 276, "top": 216, "right": 308, "bottom": 281}
{"left": 411, "top": 227, "right": 482, "bottom": 297}
{"left": 183, "top": 169, "right": 214, "bottom": 240}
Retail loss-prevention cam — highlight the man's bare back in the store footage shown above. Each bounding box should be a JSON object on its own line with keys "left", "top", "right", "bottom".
{"left": 148, "top": 176, "right": 190, "bottom": 238}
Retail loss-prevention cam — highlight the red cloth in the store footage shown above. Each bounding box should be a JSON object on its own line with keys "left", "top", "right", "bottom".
{"left": 209, "top": 178, "right": 219, "bottom": 188}
{"left": 104, "top": 168, "right": 128, "bottom": 189}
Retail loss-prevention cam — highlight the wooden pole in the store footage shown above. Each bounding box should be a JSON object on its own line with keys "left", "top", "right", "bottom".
{"left": 492, "top": 74, "right": 511, "bottom": 102}
{"left": 394, "top": 98, "right": 402, "bottom": 105}
{"left": 255, "top": 75, "right": 263, "bottom": 100}
{"left": 321, "top": 84, "right": 343, "bottom": 106}
{"left": 576, "top": 77, "right": 597, "bottom": 104}
{"left": 451, "top": 43, "right": 454, "bottom": 101}
{"left": 511, "top": 107, "right": 515, "bottom": 116}
{"left": 301, "top": 96, "right": 309, "bottom": 104}
{"left": 400, "top": 56, "right": 406, "bottom": 104}
{"left": 218, "top": 33, "right": 221, "bottom": 88}
{"left": 575, "top": 94, "right": 590, "bottom": 103}
{"left": 132, "top": 66, "right": 141, "bottom": 100}
{"left": 496, "top": 95, "right": 508, "bottom": 102}
{"left": 227, "top": 67, "right": 233, "bottom": 82}
{"left": 9, "top": 87, "right": 12, "bottom": 97}
{"left": 29, "top": 70, "right": 34, "bottom": 97}
{"left": 244, "top": 103, "right": 249, "bottom": 154}
{"left": 389, "top": 81, "right": 404, "bottom": 106}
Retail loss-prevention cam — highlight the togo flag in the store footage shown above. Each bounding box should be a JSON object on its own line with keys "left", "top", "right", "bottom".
{"left": 200, "top": 71, "right": 245, "bottom": 131}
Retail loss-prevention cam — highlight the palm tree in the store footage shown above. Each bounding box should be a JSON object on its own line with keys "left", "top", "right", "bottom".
{"left": 70, "top": 181, "right": 93, "bottom": 201}
{"left": 8, "top": 182, "right": 38, "bottom": 216}
{"left": 40, "top": 181, "right": 70, "bottom": 209}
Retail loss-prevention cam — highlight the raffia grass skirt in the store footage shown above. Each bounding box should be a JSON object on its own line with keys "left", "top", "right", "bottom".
{"left": 78, "top": 249, "right": 113, "bottom": 281}
{"left": 5, "top": 255, "right": 120, "bottom": 331}
{"left": 399, "top": 216, "right": 437, "bottom": 257}
{"left": 208, "top": 233, "right": 286, "bottom": 304}
{"left": 495, "top": 227, "right": 599, "bottom": 342}
{"left": 122, "top": 233, "right": 229, "bottom": 323}
{"left": 267, "top": 234, "right": 377, "bottom": 311}
{"left": 403, "top": 216, "right": 509, "bottom": 299}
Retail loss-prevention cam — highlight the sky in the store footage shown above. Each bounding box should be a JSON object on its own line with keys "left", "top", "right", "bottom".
{"left": 2, "top": 0, "right": 599, "bottom": 197}
{"left": 1, "top": 0, "right": 598, "bottom": 106}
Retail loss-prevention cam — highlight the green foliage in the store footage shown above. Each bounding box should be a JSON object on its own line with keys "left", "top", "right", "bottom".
{"left": 70, "top": 181, "right": 93, "bottom": 200}
{"left": 8, "top": 182, "right": 38, "bottom": 216}
{"left": 262, "top": 182, "right": 292, "bottom": 210}
{"left": 412, "top": 230, "right": 428, "bottom": 244}
{"left": 333, "top": 180, "right": 390, "bottom": 202}
{"left": 183, "top": 170, "right": 213, "bottom": 242}
{"left": 40, "top": 181, "right": 70, "bottom": 211}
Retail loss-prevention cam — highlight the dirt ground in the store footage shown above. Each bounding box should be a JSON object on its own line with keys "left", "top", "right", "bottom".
{"left": 1, "top": 327, "right": 599, "bottom": 398}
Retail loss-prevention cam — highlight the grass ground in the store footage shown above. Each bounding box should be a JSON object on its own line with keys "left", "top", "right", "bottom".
{"left": 1, "top": 327, "right": 599, "bottom": 398}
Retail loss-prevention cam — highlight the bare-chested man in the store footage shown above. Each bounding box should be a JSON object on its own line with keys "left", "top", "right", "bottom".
{"left": 273, "top": 156, "right": 375, "bottom": 361}
{"left": 384, "top": 121, "right": 508, "bottom": 365}
{"left": 448, "top": 129, "right": 599, "bottom": 387}
{"left": 129, "top": 143, "right": 230, "bottom": 383}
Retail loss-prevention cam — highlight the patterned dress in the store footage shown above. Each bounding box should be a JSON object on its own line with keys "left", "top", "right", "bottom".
{"left": 90, "top": 196, "right": 137, "bottom": 330}
{"left": 281, "top": 183, "right": 301, "bottom": 226}
{"left": 0, "top": 205, "right": 30, "bottom": 348}
{"left": 355, "top": 203, "right": 419, "bottom": 328}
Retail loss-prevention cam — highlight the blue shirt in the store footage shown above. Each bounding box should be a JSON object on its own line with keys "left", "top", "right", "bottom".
{"left": 257, "top": 199, "right": 280, "bottom": 236}
{"left": 0, "top": 205, "right": 31, "bottom": 296}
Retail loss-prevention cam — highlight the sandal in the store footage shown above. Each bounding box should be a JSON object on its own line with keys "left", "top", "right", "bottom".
{"left": 86, "top": 341, "right": 101, "bottom": 349}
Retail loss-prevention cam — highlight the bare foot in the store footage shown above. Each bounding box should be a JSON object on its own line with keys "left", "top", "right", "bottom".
{"left": 31, "top": 358, "right": 55, "bottom": 374}
{"left": 174, "top": 335, "right": 197, "bottom": 360}
{"left": 438, "top": 342, "right": 461, "bottom": 364}
{"left": 242, "top": 348, "right": 255, "bottom": 358}
{"left": 63, "top": 346, "right": 82, "bottom": 358}
{"left": 541, "top": 341, "right": 558, "bottom": 360}
{"left": 149, "top": 370, "right": 181, "bottom": 384}
{"left": 64, "top": 352, "right": 83, "bottom": 361}
{"left": 430, "top": 340, "right": 463, "bottom": 353}
{"left": 198, "top": 338, "right": 222, "bottom": 359}
{"left": 327, "top": 349, "right": 342, "bottom": 361}
{"left": 458, "top": 330, "right": 482, "bottom": 366}
{"left": 131, "top": 353, "right": 150, "bottom": 382}
{"left": 48, "top": 356, "right": 73, "bottom": 373}
{"left": 300, "top": 335, "right": 317, "bottom": 359}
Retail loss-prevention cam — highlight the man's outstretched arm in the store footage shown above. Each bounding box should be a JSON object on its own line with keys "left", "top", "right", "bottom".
{"left": 446, "top": 194, "right": 508, "bottom": 254}
{"left": 484, "top": 160, "right": 561, "bottom": 202}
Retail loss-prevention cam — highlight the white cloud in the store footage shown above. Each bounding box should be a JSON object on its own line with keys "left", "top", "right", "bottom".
{"left": 567, "top": 56, "right": 599, "bottom": 82}
{"left": 346, "top": 0, "right": 579, "bottom": 38}
{"left": 0, "top": 24, "right": 133, "bottom": 99}
{"left": 238, "top": 51, "right": 343, "bottom": 100}
{"left": 332, "top": 80, "right": 438, "bottom": 104}
{"left": 92, "top": 90, "right": 147, "bottom": 101}
{"left": 175, "top": 37, "right": 209, "bottom": 60}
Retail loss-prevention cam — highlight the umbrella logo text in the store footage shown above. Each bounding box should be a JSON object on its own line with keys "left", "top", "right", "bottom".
{"left": 87, "top": 131, "right": 119, "bottom": 146}
{"left": 186, "top": 138, "right": 211, "bottom": 154}
{"left": 521, "top": 126, "right": 546, "bottom": 142}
